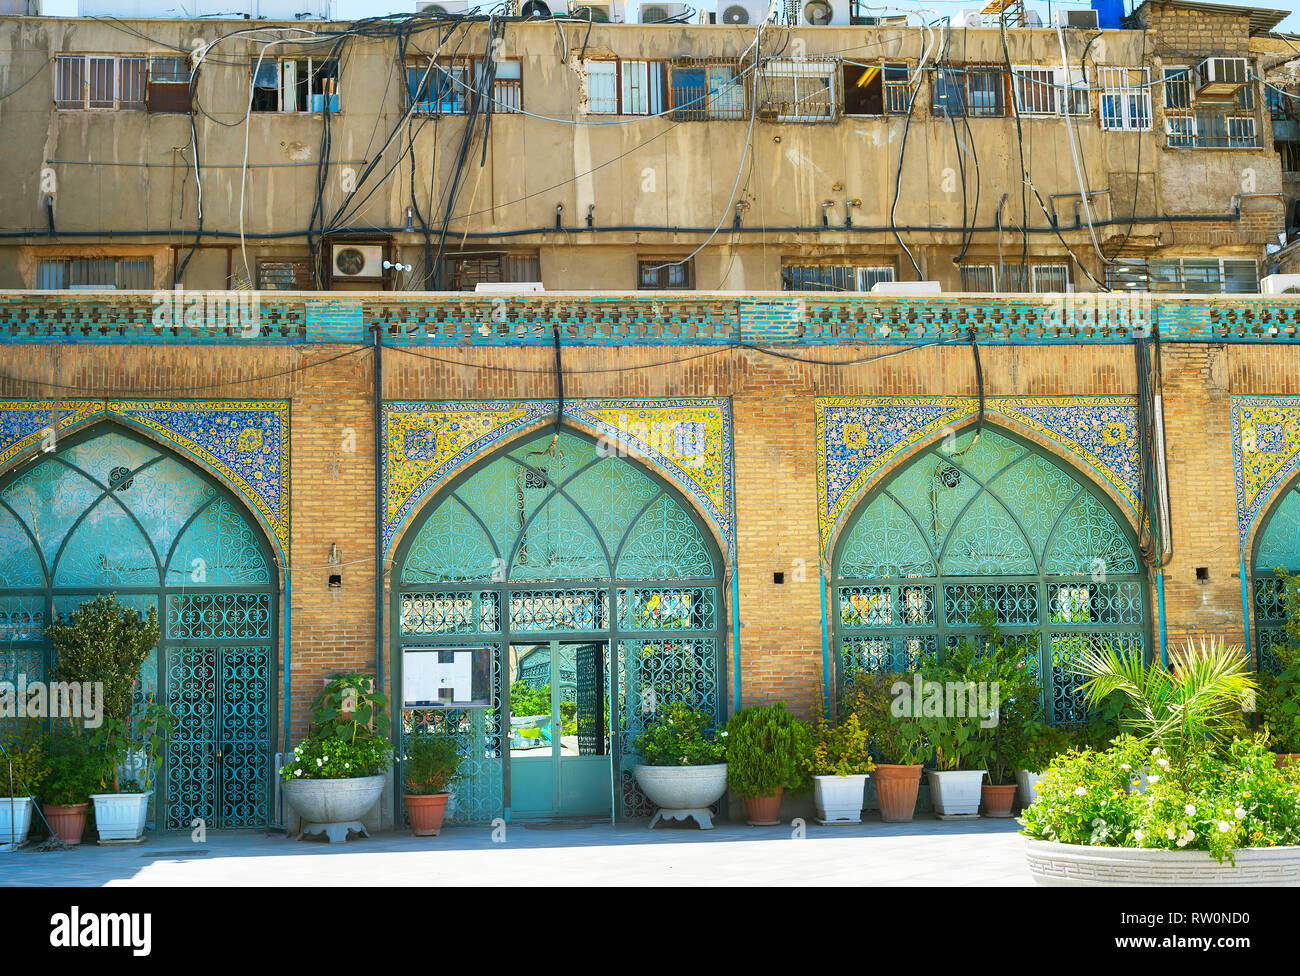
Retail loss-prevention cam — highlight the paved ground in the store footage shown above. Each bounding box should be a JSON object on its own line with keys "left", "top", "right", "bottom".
{"left": 0, "top": 816, "right": 1034, "bottom": 886}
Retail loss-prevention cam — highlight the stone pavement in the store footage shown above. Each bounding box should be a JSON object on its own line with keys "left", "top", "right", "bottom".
{"left": 0, "top": 816, "right": 1034, "bottom": 886}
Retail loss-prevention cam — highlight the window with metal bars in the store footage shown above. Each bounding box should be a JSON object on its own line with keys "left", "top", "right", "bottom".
{"left": 669, "top": 61, "right": 746, "bottom": 121}
{"left": 408, "top": 58, "right": 522, "bottom": 115}
{"left": 758, "top": 59, "right": 837, "bottom": 122}
{"left": 1013, "top": 66, "right": 1088, "bottom": 117}
{"left": 1098, "top": 67, "right": 1151, "bottom": 131}
{"left": 1163, "top": 65, "right": 1259, "bottom": 148}
{"left": 442, "top": 252, "right": 540, "bottom": 291}
{"left": 638, "top": 257, "right": 694, "bottom": 290}
{"left": 932, "top": 65, "right": 1007, "bottom": 117}
{"left": 781, "top": 264, "right": 896, "bottom": 292}
{"left": 55, "top": 55, "right": 146, "bottom": 110}
{"left": 1148, "top": 258, "right": 1259, "bottom": 294}
{"left": 35, "top": 257, "right": 153, "bottom": 290}
{"left": 251, "top": 57, "right": 340, "bottom": 113}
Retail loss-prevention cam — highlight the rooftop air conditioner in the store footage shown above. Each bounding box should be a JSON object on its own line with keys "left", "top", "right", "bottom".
{"left": 797, "top": 0, "right": 847, "bottom": 26}
{"left": 957, "top": 8, "right": 981, "bottom": 27}
{"left": 1055, "top": 8, "right": 1099, "bottom": 29}
{"left": 1196, "top": 57, "right": 1249, "bottom": 97}
{"left": 418, "top": 0, "right": 474, "bottom": 14}
{"left": 719, "top": 0, "right": 772, "bottom": 23}
{"left": 570, "top": 1, "right": 624, "bottom": 21}
{"left": 636, "top": 1, "right": 689, "bottom": 21}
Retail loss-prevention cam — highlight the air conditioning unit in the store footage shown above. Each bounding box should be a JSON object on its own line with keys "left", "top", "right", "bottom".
{"left": 635, "top": 1, "right": 689, "bottom": 21}
{"left": 520, "top": 0, "right": 553, "bottom": 14}
{"left": 1025, "top": 8, "right": 1041, "bottom": 27}
{"left": 718, "top": 0, "right": 772, "bottom": 24}
{"left": 1196, "top": 57, "right": 1249, "bottom": 97}
{"left": 570, "top": 0, "right": 624, "bottom": 21}
{"left": 797, "top": 0, "right": 847, "bottom": 26}
{"left": 957, "top": 8, "right": 981, "bottom": 27}
{"left": 1055, "top": 8, "right": 1099, "bottom": 29}
{"left": 331, "top": 242, "right": 385, "bottom": 280}
{"left": 418, "top": 0, "right": 475, "bottom": 14}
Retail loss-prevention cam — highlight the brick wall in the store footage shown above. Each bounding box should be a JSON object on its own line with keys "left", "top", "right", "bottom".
{"left": 0, "top": 337, "right": 1288, "bottom": 737}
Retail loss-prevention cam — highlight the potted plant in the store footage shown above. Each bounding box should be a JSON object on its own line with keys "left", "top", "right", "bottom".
{"left": 843, "top": 669, "right": 926, "bottom": 822}
{"left": 88, "top": 703, "right": 174, "bottom": 843}
{"left": 725, "top": 702, "right": 811, "bottom": 825}
{"left": 1019, "top": 638, "right": 1300, "bottom": 886}
{"left": 980, "top": 631, "right": 1044, "bottom": 818}
{"left": 402, "top": 729, "right": 465, "bottom": 836}
{"left": 281, "top": 673, "right": 393, "bottom": 843}
{"left": 804, "top": 708, "right": 874, "bottom": 824}
{"left": 1, "top": 736, "right": 47, "bottom": 852}
{"left": 633, "top": 702, "right": 728, "bottom": 829}
{"left": 40, "top": 731, "right": 101, "bottom": 846}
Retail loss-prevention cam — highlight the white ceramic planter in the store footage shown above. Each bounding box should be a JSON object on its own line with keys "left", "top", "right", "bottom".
{"left": 1024, "top": 838, "right": 1300, "bottom": 886}
{"left": 0, "top": 796, "right": 34, "bottom": 852}
{"left": 90, "top": 791, "right": 152, "bottom": 843}
{"left": 282, "top": 774, "right": 386, "bottom": 843}
{"left": 927, "top": 769, "right": 986, "bottom": 819}
{"left": 633, "top": 763, "right": 728, "bottom": 829}
{"left": 1016, "top": 770, "right": 1047, "bottom": 807}
{"left": 813, "top": 774, "right": 868, "bottom": 824}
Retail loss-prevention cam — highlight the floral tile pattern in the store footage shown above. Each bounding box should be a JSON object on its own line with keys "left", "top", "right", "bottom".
{"left": 0, "top": 399, "right": 290, "bottom": 559}
{"left": 1231, "top": 396, "right": 1300, "bottom": 547}
{"left": 816, "top": 396, "right": 1142, "bottom": 555}
{"left": 383, "top": 398, "right": 736, "bottom": 561}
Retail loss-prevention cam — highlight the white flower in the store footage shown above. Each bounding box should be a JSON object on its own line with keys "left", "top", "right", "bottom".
{"left": 1157, "top": 757, "right": 1169, "bottom": 768}
{"left": 316, "top": 758, "right": 323, "bottom": 766}
{"left": 1120, "top": 763, "right": 1131, "bottom": 770}
{"left": 1217, "top": 821, "right": 1231, "bottom": 833}
{"left": 1235, "top": 806, "right": 1247, "bottom": 819}
{"left": 294, "top": 769, "right": 302, "bottom": 777}
{"left": 1166, "top": 828, "right": 1177, "bottom": 840}
{"left": 1147, "top": 774, "right": 1160, "bottom": 783}
{"left": 1134, "top": 829, "right": 1145, "bottom": 841}
{"left": 1074, "top": 786, "right": 1087, "bottom": 795}
{"left": 1151, "top": 747, "right": 1161, "bottom": 755}
{"left": 1185, "top": 803, "right": 1196, "bottom": 816}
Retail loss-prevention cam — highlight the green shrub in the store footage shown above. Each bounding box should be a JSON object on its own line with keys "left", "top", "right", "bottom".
{"left": 280, "top": 735, "right": 391, "bottom": 781}
{"left": 805, "top": 710, "right": 875, "bottom": 777}
{"left": 635, "top": 702, "right": 726, "bottom": 766}
{"left": 283, "top": 673, "right": 392, "bottom": 780}
{"left": 40, "top": 731, "right": 102, "bottom": 806}
{"left": 840, "top": 670, "right": 926, "bottom": 765}
{"left": 46, "top": 594, "right": 160, "bottom": 726}
{"left": 724, "top": 703, "right": 812, "bottom": 797}
{"left": 510, "top": 681, "right": 551, "bottom": 717}
{"left": 402, "top": 731, "right": 465, "bottom": 796}
{"left": 0, "top": 735, "right": 47, "bottom": 799}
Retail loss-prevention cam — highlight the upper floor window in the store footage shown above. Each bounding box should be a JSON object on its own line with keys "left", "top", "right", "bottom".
{"left": 582, "top": 59, "right": 666, "bottom": 116}
{"left": 1150, "top": 257, "right": 1258, "bottom": 293}
{"left": 408, "top": 58, "right": 522, "bottom": 115}
{"left": 1163, "top": 66, "right": 1258, "bottom": 148}
{"left": 669, "top": 61, "right": 746, "bottom": 121}
{"left": 960, "top": 263, "right": 1070, "bottom": 293}
{"left": 758, "top": 59, "right": 837, "bottom": 122}
{"left": 56, "top": 55, "right": 146, "bottom": 111}
{"left": 1279, "top": 140, "right": 1300, "bottom": 174}
{"left": 781, "top": 264, "right": 896, "bottom": 292}
{"left": 442, "top": 251, "right": 540, "bottom": 290}
{"left": 36, "top": 256, "right": 153, "bottom": 289}
{"left": 638, "top": 257, "right": 695, "bottom": 289}
{"left": 1014, "top": 66, "right": 1088, "bottom": 117}
{"left": 1097, "top": 67, "right": 1151, "bottom": 131}
{"left": 842, "top": 61, "right": 910, "bottom": 115}
{"left": 251, "top": 57, "right": 339, "bottom": 113}
{"left": 933, "top": 65, "right": 1006, "bottom": 117}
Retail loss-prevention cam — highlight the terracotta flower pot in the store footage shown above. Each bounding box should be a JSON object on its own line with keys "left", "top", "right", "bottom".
{"left": 981, "top": 783, "right": 1018, "bottom": 818}
{"left": 1275, "top": 753, "right": 1300, "bottom": 770}
{"left": 43, "top": 803, "right": 89, "bottom": 846}
{"left": 874, "top": 764, "right": 922, "bottom": 823}
{"left": 743, "top": 788, "right": 783, "bottom": 826}
{"left": 405, "top": 792, "right": 451, "bottom": 836}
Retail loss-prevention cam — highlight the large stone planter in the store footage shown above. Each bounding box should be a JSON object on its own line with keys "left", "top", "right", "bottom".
{"left": 1024, "top": 838, "right": 1300, "bottom": 886}
{"left": 927, "top": 769, "right": 986, "bottom": 819}
{"left": 90, "top": 792, "right": 152, "bottom": 844}
{"left": 283, "top": 774, "right": 386, "bottom": 843}
{"left": 0, "top": 796, "right": 34, "bottom": 852}
{"left": 634, "top": 763, "right": 728, "bottom": 829}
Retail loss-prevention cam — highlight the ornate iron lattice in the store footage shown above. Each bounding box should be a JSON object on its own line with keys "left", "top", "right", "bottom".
{"left": 392, "top": 429, "right": 724, "bottom": 822}
{"left": 0, "top": 425, "right": 276, "bottom": 830}
{"left": 833, "top": 428, "right": 1148, "bottom": 723}
{"left": 1252, "top": 482, "right": 1300, "bottom": 673}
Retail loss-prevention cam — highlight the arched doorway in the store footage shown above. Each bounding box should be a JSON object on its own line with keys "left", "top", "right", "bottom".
{"left": 391, "top": 427, "right": 725, "bottom": 821}
{"left": 0, "top": 424, "right": 277, "bottom": 829}
{"left": 831, "top": 426, "right": 1149, "bottom": 723}
{"left": 1251, "top": 477, "right": 1300, "bottom": 671}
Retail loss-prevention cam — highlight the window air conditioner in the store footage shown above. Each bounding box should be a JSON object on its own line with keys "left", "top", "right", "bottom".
{"left": 570, "top": 1, "right": 624, "bottom": 21}
{"left": 1195, "top": 57, "right": 1249, "bottom": 97}
{"left": 1055, "top": 8, "right": 1099, "bottom": 28}
{"left": 718, "top": 0, "right": 772, "bottom": 24}
{"left": 331, "top": 243, "right": 385, "bottom": 280}
{"left": 419, "top": 0, "right": 475, "bottom": 13}
{"left": 798, "top": 0, "right": 848, "bottom": 26}
{"left": 637, "top": 1, "right": 689, "bottom": 21}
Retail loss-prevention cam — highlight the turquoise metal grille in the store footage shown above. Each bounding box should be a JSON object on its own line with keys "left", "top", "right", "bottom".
{"left": 0, "top": 424, "right": 276, "bottom": 830}
{"left": 832, "top": 428, "right": 1149, "bottom": 724}
{"left": 1252, "top": 482, "right": 1300, "bottom": 672}
{"left": 392, "top": 428, "right": 724, "bottom": 822}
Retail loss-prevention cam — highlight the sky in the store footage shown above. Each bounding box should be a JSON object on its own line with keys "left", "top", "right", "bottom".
{"left": 33, "top": 0, "right": 1300, "bottom": 35}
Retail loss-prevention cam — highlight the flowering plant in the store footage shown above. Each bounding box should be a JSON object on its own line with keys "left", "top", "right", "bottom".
{"left": 1019, "top": 735, "right": 1300, "bottom": 864}
{"left": 635, "top": 702, "right": 726, "bottom": 766}
{"left": 280, "top": 735, "right": 391, "bottom": 781}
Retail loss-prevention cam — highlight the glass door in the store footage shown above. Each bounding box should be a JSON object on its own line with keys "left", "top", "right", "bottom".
{"left": 508, "top": 640, "right": 612, "bottom": 819}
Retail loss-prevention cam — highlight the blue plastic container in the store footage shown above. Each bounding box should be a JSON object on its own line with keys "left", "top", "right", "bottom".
{"left": 1092, "top": 0, "right": 1125, "bottom": 29}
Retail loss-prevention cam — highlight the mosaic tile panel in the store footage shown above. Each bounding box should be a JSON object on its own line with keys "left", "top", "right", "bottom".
{"left": 0, "top": 399, "right": 290, "bottom": 559}
{"left": 816, "top": 396, "right": 1141, "bottom": 555}
{"left": 383, "top": 399, "right": 736, "bottom": 562}
{"left": 1232, "top": 396, "right": 1300, "bottom": 547}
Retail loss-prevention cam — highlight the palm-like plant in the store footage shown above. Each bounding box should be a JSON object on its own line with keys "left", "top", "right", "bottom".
{"left": 1075, "top": 637, "right": 1255, "bottom": 775}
